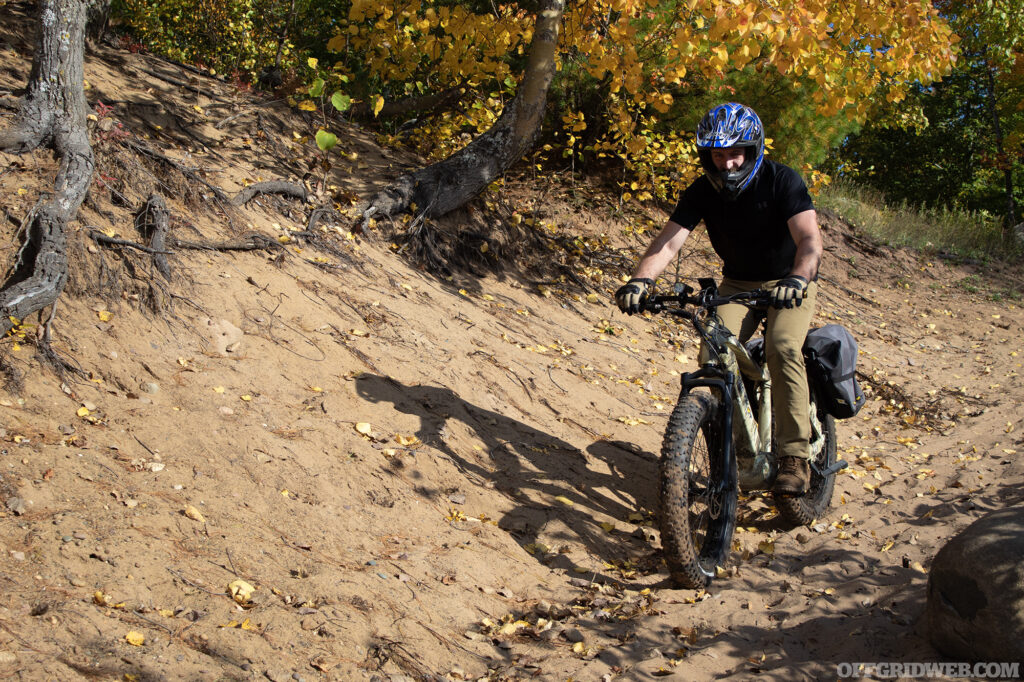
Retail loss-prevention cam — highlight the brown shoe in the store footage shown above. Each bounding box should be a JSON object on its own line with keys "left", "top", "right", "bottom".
{"left": 774, "top": 456, "right": 810, "bottom": 495}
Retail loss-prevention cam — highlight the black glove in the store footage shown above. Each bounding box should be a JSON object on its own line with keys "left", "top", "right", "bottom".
{"left": 615, "top": 278, "right": 654, "bottom": 314}
{"left": 771, "top": 275, "right": 808, "bottom": 309}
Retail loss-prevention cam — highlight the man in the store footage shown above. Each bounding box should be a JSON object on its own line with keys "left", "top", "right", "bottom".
{"left": 615, "top": 102, "right": 823, "bottom": 495}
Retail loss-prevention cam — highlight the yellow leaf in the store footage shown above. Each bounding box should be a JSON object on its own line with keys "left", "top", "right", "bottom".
{"left": 213, "top": 386, "right": 225, "bottom": 393}
{"left": 240, "top": 395, "right": 252, "bottom": 402}
{"left": 97, "top": 310, "right": 113, "bottom": 322}
{"left": 572, "top": 641, "right": 585, "bottom": 653}
{"left": 880, "top": 540, "right": 894, "bottom": 552}
{"left": 600, "top": 521, "right": 616, "bottom": 533}
{"left": 229, "top": 579, "right": 255, "bottom": 604}
{"left": 298, "top": 100, "right": 316, "bottom": 112}
{"left": 184, "top": 505, "right": 206, "bottom": 523}
{"left": 395, "top": 434, "right": 420, "bottom": 446}
{"left": 355, "top": 422, "right": 372, "bottom": 435}
{"left": 307, "top": 57, "right": 318, "bottom": 69}
{"left": 124, "top": 631, "right": 145, "bottom": 646}
{"left": 586, "top": 293, "right": 600, "bottom": 304}
{"left": 158, "top": 609, "right": 175, "bottom": 617}
{"left": 758, "top": 540, "right": 775, "bottom": 555}
{"left": 554, "top": 495, "right": 574, "bottom": 506}
{"left": 77, "top": 406, "right": 91, "bottom": 417}
{"left": 94, "top": 591, "right": 111, "bottom": 606}
{"left": 372, "top": 95, "right": 385, "bottom": 117}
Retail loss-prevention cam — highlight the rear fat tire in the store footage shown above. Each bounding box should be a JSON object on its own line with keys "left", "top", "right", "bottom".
{"left": 776, "top": 395, "right": 838, "bottom": 526}
{"left": 659, "top": 392, "right": 737, "bottom": 589}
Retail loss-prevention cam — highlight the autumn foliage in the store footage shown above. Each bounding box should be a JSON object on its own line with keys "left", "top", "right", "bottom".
{"left": 116, "top": 0, "right": 959, "bottom": 204}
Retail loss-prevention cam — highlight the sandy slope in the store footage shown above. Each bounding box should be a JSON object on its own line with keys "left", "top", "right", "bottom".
{"left": 2, "top": 4, "right": 1024, "bottom": 680}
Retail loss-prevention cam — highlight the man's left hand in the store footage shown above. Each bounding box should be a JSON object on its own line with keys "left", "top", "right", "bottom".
{"left": 771, "top": 275, "right": 808, "bottom": 309}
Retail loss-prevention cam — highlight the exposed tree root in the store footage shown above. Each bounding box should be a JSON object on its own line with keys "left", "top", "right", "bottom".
{"left": 134, "top": 193, "right": 172, "bottom": 279}
{"left": 232, "top": 180, "right": 308, "bottom": 206}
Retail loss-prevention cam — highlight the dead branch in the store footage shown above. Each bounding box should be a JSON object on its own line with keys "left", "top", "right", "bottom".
{"left": 231, "top": 180, "right": 308, "bottom": 206}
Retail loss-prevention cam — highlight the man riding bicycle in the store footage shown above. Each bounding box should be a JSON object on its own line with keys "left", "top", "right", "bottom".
{"left": 615, "top": 102, "right": 823, "bottom": 496}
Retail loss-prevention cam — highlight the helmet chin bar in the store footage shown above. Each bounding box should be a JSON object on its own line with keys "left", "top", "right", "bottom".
{"left": 706, "top": 169, "right": 748, "bottom": 201}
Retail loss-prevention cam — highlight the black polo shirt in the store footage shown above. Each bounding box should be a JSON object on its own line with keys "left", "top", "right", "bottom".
{"left": 668, "top": 160, "right": 815, "bottom": 280}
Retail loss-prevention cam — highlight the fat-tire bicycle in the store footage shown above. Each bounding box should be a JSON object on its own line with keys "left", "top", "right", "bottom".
{"left": 644, "top": 279, "right": 847, "bottom": 589}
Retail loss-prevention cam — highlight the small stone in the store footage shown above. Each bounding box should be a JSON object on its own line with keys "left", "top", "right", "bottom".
{"left": 0, "top": 651, "right": 17, "bottom": 665}
{"left": 6, "top": 498, "right": 25, "bottom": 515}
{"left": 562, "top": 628, "right": 585, "bottom": 643}
{"left": 70, "top": 577, "right": 86, "bottom": 587}
{"left": 61, "top": 536, "right": 72, "bottom": 543}
{"left": 9, "top": 551, "right": 25, "bottom": 561}
{"left": 448, "top": 492, "right": 467, "bottom": 505}
{"left": 73, "top": 531, "right": 87, "bottom": 540}
{"left": 219, "top": 406, "right": 234, "bottom": 416}
{"left": 300, "top": 617, "right": 319, "bottom": 631}
{"left": 141, "top": 382, "right": 160, "bottom": 394}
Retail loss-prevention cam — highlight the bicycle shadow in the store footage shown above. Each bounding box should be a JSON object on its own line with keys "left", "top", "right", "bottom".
{"left": 354, "top": 373, "right": 661, "bottom": 568}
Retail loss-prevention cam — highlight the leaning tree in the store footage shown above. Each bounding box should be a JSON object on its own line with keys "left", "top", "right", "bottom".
{"left": 0, "top": 0, "right": 94, "bottom": 336}
{"left": 358, "top": 0, "right": 564, "bottom": 227}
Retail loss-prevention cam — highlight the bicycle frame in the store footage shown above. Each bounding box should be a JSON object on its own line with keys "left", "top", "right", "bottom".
{"left": 649, "top": 281, "right": 831, "bottom": 491}
{"left": 681, "top": 303, "right": 776, "bottom": 490}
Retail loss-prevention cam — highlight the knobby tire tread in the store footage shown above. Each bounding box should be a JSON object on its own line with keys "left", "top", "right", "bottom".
{"left": 776, "top": 395, "right": 838, "bottom": 526}
{"left": 659, "top": 392, "right": 736, "bottom": 589}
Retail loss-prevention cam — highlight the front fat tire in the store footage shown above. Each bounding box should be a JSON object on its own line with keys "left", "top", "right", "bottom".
{"left": 776, "top": 405, "right": 838, "bottom": 526}
{"left": 659, "top": 392, "right": 737, "bottom": 589}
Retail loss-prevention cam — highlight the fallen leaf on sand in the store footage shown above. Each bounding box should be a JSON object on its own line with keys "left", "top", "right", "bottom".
{"left": 184, "top": 505, "right": 206, "bottom": 523}
{"left": 124, "top": 631, "right": 145, "bottom": 646}
{"left": 229, "top": 579, "right": 255, "bottom": 605}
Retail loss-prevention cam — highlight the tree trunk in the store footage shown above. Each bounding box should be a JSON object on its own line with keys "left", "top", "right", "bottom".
{"left": 0, "top": 0, "right": 94, "bottom": 334}
{"left": 361, "top": 0, "right": 564, "bottom": 224}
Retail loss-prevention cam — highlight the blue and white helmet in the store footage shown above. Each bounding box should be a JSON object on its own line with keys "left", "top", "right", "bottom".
{"left": 696, "top": 102, "right": 765, "bottom": 200}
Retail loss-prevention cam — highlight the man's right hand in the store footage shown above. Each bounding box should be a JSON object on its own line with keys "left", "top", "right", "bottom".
{"left": 615, "top": 278, "right": 654, "bottom": 314}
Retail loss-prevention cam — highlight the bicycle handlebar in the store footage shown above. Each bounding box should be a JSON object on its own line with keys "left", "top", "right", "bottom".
{"left": 643, "top": 287, "right": 772, "bottom": 315}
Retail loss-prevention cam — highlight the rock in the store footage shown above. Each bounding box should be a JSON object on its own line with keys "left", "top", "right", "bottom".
{"left": 202, "top": 317, "right": 244, "bottom": 356}
{"left": 141, "top": 382, "right": 160, "bottom": 394}
{"left": 926, "top": 505, "right": 1024, "bottom": 662}
{"left": 5, "top": 498, "right": 25, "bottom": 515}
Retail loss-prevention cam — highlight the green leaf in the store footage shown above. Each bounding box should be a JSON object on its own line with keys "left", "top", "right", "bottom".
{"left": 309, "top": 78, "right": 325, "bottom": 98}
{"left": 330, "top": 91, "right": 352, "bottom": 112}
{"left": 315, "top": 129, "right": 338, "bottom": 152}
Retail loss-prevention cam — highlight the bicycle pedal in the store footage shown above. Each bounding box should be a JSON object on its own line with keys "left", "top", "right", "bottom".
{"left": 815, "top": 459, "right": 848, "bottom": 477}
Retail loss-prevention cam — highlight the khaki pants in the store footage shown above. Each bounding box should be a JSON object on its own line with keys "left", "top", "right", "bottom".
{"left": 715, "top": 278, "right": 818, "bottom": 461}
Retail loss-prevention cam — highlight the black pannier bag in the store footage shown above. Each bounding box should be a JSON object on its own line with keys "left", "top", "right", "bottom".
{"left": 744, "top": 324, "right": 865, "bottom": 419}
{"left": 802, "top": 324, "right": 865, "bottom": 419}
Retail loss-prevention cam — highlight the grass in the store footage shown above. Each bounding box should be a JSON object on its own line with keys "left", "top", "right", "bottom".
{"left": 815, "top": 179, "right": 1021, "bottom": 263}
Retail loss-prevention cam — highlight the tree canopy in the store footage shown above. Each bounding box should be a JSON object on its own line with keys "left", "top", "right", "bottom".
{"left": 823, "top": 0, "right": 1023, "bottom": 225}
{"left": 115, "top": 0, "right": 959, "bottom": 206}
